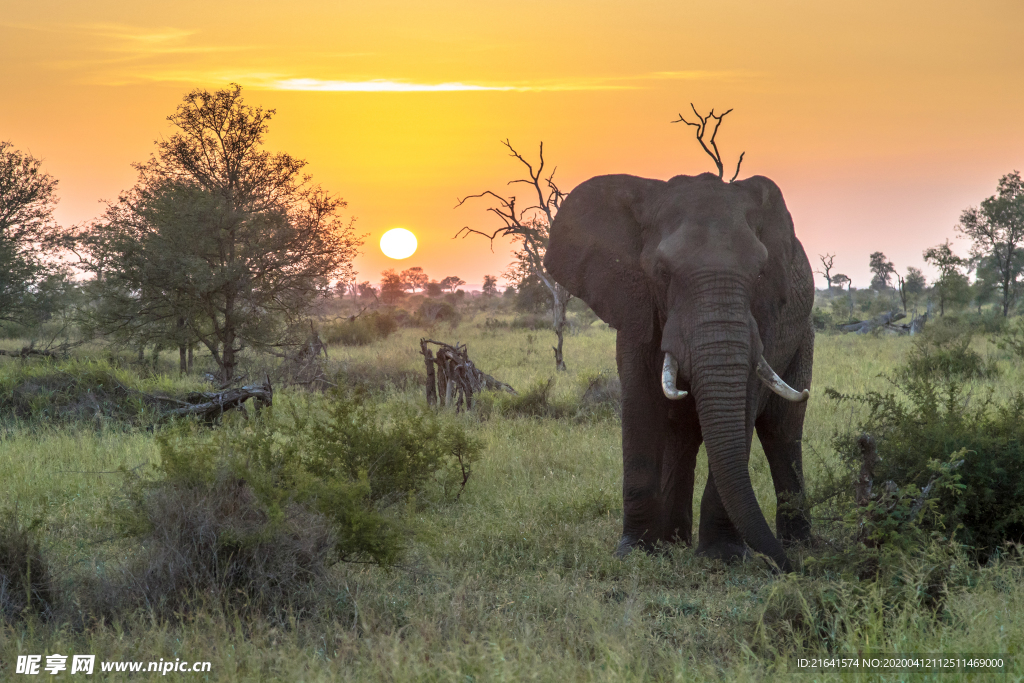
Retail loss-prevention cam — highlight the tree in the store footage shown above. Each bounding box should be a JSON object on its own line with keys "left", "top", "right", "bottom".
{"left": 671, "top": 104, "right": 745, "bottom": 181}
{"left": 82, "top": 85, "right": 362, "bottom": 381}
{"left": 425, "top": 281, "right": 443, "bottom": 297}
{"left": 957, "top": 171, "right": 1024, "bottom": 316}
{"left": 481, "top": 275, "right": 498, "bottom": 296}
{"left": 904, "top": 267, "right": 926, "bottom": 296}
{"left": 0, "top": 141, "right": 66, "bottom": 326}
{"left": 816, "top": 253, "right": 836, "bottom": 290}
{"left": 380, "top": 269, "right": 404, "bottom": 304}
{"left": 456, "top": 140, "right": 571, "bottom": 371}
{"left": 439, "top": 275, "right": 465, "bottom": 294}
{"left": 357, "top": 281, "right": 378, "bottom": 300}
{"left": 923, "top": 240, "right": 970, "bottom": 316}
{"left": 869, "top": 252, "right": 896, "bottom": 291}
{"left": 400, "top": 266, "right": 428, "bottom": 293}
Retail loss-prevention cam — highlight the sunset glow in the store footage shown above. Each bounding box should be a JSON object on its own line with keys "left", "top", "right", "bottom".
{"left": 1, "top": 2, "right": 1021, "bottom": 287}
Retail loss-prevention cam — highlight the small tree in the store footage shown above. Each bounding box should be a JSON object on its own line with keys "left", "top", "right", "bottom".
{"left": 380, "top": 269, "right": 405, "bottom": 304}
{"left": 869, "top": 252, "right": 896, "bottom": 291}
{"left": 456, "top": 140, "right": 571, "bottom": 371}
{"left": 439, "top": 276, "right": 465, "bottom": 293}
{"left": 400, "top": 266, "right": 428, "bottom": 293}
{"left": 481, "top": 275, "right": 498, "bottom": 296}
{"left": 0, "top": 141, "right": 66, "bottom": 326}
{"left": 923, "top": 240, "right": 970, "bottom": 316}
{"left": 82, "top": 85, "right": 361, "bottom": 382}
{"left": 957, "top": 171, "right": 1024, "bottom": 317}
{"left": 425, "top": 281, "right": 443, "bottom": 297}
{"left": 816, "top": 253, "right": 836, "bottom": 291}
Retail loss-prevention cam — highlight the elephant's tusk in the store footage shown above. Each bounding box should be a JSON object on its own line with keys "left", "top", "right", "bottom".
{"left": 756, "top": 356, "right": 809, "bottom": 403}
{"left": 661, "top": 353, "right": 688, "bottom": 400}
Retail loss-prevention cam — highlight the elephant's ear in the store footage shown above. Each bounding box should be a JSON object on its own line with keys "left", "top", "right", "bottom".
{"left": 734, "top": 175, "right": 796, "bottom": 307}
{"left": 545, "top": 174, "right": 659, "bottom": 343}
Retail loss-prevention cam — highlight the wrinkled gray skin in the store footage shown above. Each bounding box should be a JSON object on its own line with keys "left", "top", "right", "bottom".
{"left": 544, "top": 173, "right": 814, "bottom": 572}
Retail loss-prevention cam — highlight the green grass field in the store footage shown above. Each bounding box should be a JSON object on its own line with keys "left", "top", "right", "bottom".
{"left": 2, "top": 312, "right": 1023, "bottom": 681}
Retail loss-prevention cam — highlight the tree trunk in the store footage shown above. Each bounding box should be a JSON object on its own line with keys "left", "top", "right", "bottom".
{"left": 187, "top": 344, "right": 194, "bottom": 373}
{"left": 549, "top": 281, "right": 570, "bottom": 372}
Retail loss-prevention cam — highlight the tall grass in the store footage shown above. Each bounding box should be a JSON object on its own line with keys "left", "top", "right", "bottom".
{"left": 2, "top": 314, "right": 1024, "bottom": 680}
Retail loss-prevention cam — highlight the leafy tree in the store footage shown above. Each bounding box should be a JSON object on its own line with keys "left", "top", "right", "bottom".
{"left": 957, "top": 171, "right": 1024, "bottom": 316}
{"left": 82, "top": 85, "right": 361, "bottom": 381}
{"left": 380, "top": 269, "right": 404, "bottom": 304}
{"left": 481, "top": 274, "right": 498, "bottom": 296}
{"left": 357, "top": 281, "right": 378, "bottom": 300}
{"left": 424, "top": 280, "right": 443, "bottom": 297}
{"left": 0, "top": 141, "right": 66, "bottom": 326}
{"left": 970, "top": 256, "right": 1001, "bottom": 313}
{"left": 923, "top": 240, "right": 970, "bottom": 316}
{"left": 869, "top": 251, "right": 896, "bottom": 291}
{"left": 903, "top": 267, "right": 926, "bottom": 296}
{"left": 440, "top": 275, "right": 465, "bottom": 293}
{"left": 400, "top": 266, "right": 428, "bottom": 293}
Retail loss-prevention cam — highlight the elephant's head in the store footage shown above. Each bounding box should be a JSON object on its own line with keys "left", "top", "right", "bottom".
{"left": 544, "top": 172, "right": 808, "bottom": 570}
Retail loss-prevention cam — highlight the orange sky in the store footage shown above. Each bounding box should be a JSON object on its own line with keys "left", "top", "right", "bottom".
{"left": 2, "top": 0, "right": 1022, "bottom": 289}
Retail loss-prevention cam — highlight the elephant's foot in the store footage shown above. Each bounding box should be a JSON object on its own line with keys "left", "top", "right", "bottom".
{"left": 776, "top": 512, "right": 811, "bottom": 545}
{"left": 695, "top": 539, "right": 750, "bottom": 563}
{"left": 614, "top": 534, "right": 661, "bottom": 557}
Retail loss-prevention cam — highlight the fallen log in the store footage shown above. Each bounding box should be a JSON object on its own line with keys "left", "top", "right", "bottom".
{"left": 168, "top": 377, "right": 273, "bottom": 420}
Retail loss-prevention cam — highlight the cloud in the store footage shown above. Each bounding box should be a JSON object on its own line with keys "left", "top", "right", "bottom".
{"left": 268, "top": 78, "right": 515, "bottom": 92}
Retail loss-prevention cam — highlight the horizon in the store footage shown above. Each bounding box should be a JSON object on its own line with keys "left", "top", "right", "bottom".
{"left": 2, "top": 1, "right": 1021, "bottom": 289}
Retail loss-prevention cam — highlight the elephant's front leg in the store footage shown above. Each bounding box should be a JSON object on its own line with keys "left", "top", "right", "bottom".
{"left": 660, "top": 401, "right": 702, "bottom": 545}
{"left": 615, "top": 333, "right": 671, "bottom": 556}
{"left": 756, "top": 327, "right": 814, "bottom": 543}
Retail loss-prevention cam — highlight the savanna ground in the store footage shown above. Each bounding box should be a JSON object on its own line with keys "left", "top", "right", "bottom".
{"left": 2, "top": 297, "right": 1024, "bottom": 681}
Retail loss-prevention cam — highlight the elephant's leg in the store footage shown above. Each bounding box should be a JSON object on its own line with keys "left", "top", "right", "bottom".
{"left": 660, "top": 400, "right": 702, "bottom": 545}
{"left": 615, "top": 333, "right": 670, "bottom": 556}
{"left": 756, "top": 327, "right": 814, "bottom": 542}
{"left": 695, "top": 472, "right": 747, "bottom": 561}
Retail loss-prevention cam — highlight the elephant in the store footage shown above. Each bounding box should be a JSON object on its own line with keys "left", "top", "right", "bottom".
{"left": 544, "top": 172, "right": 814, "bottom": 572}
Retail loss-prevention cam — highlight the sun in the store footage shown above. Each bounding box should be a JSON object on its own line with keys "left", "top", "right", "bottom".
{"left": 380, "top": 228, "right": 418, "bottom": 259}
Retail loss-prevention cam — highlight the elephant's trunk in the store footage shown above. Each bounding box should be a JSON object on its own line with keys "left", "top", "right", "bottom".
{"left": 684, "top": 282, "right": 791, "bottom": 571}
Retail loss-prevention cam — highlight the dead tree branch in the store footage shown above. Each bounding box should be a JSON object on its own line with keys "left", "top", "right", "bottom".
{"left": 454, "top": 140, "right": 572, "bottom": 371}
{"left": 672, "top": 104, "right": 745, "bottom": 181}
{"left": 420, "top": 339, "right": 515, "bottom": 412}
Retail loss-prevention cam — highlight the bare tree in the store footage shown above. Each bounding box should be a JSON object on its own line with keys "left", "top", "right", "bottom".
{"left": 816, "top": 253, "right": 836, "bottom": 290}
{"left": 672, "top": 104, "right": 745, "bottom": 182}
{"left": 456, "top": 140, "right": 571, "bottom": 371}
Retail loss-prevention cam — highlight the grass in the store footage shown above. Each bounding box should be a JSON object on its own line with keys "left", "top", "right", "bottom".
{"left": 3, "top": 311, "right": 1024, "bottom": 680}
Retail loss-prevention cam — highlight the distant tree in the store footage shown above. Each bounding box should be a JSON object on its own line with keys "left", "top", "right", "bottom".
{"left": 440, "top": 275, "right": 465, "bottom": 293}
{"left": 81, "top": 85, "right": 362, "bottom": 381}
{"left": 481, "top": 274, "right": 498, "bottom": 296}
{"left": 957, "top": 171, "right": 1024, "bottom": 316}
{"left": 923, "top": 240, "right": 970, "bottom": 316}
{"left": 816, "top": 253, "right": 836, "bottom": 290}
{"left": 424, "top": 280, "right": 443, "bottom": 297}
{"left": 831, "top": 273, "right": 851, "bottom": 291}
{"left": 0, "top": 141, "right": 67, "bottom": 326}
{"left": 869, "top": 252, "right": 896, "bottom": 291}
{"left": 904, "top": 267, "right": 926, "bottom": 296}
{"left": 358, "top": 281, "right": 378, "bottom": 300}
{"left": 380, "top": 269, "right": 405, "bottom": 304}
{"left": 455, "top": 140, "right": 571, "bottom": 371}
{"left": 400, "top": 266, "right": 428, "bottom": 293}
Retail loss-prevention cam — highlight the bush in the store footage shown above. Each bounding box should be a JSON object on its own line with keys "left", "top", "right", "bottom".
{"left": 417, "top": 300, "right": 460, "bottom": 326}
{"left": 0, "top": 507, "right": 54, "bottom": 622}
{"left": 823, "top": 330, "right": 1024, "bottom": 562}
{"left": 321, "top": 310, "right": 400, "bottom": 346}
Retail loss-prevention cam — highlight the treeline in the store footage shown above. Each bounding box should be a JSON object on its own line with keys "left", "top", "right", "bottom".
{"left": 816, "top": 171, "right": 1024, "bottom": 324}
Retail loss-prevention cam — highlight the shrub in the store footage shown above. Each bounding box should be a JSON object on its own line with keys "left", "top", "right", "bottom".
{"left": 822, "top": 331, "right": 1024, "bottom": 562}
{"left": 417, "top": 300, "right": 460, "bottom": 326}
{"left": 0, "top": 507, "right": 54, "bottom": 622}
{"left": 111, "top": 387, "right": 484, "bottom": 615}
{"left": 321, "top": 310, "right": 400, "bottom": 346}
